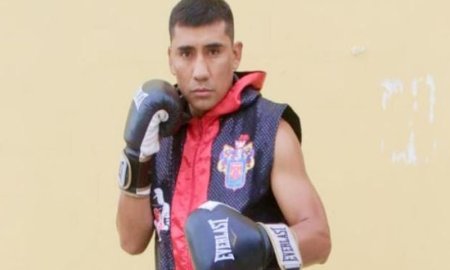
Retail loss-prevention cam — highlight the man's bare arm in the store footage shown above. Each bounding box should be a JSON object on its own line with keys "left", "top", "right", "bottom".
{"left": 271, "top": 120, "right": 331, "bottom": 266}
{"left": 116, "top": 193, "right": 154, "bottom": 254}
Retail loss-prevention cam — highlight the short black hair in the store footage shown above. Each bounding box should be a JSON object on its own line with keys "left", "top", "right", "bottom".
{"left": 169, "top": 0, "right": 234, "bottom": 41}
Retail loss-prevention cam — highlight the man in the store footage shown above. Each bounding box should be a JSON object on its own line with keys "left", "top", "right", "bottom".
{"left": 116, "top": 0, "right": 331, "bottom": 269}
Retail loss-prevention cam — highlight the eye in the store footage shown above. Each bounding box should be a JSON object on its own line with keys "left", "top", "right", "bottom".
{"left": 208, "top": 47, "right": 221, "bottom": 56}
{"left": 180, "top": 50, "right": 191, "bottom": 58}
{"left": 178, "top": 48, "right": 193, "bottom": 59}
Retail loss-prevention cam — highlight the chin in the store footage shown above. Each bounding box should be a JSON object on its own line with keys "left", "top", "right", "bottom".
{"left": 191, "top": 103, "right": 214, "bottom": 116}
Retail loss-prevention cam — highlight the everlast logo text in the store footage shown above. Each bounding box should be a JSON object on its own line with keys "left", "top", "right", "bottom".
{"left": 208, "top": 218, "right": 235, "bottom": 262}
{"left": 270, "top": 227, "right": 300, "bottom": 263}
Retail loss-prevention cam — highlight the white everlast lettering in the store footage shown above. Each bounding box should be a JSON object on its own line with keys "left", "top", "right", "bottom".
{"left": 270, "top": 227, "right": 299, "bottom": 263}
{"left": 208, "top": 218, "right": 235, "bottom": 262}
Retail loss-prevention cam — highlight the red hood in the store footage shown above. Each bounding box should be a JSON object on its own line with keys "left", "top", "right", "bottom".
{"left": 194, "top": 71, "right": 266, "bottom": 121}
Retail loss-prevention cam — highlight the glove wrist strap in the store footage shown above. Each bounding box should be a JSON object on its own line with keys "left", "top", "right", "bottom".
{"left": 118, "top": 151, "right": 151, "bottom": 197}
{"left": 259, "top": 223, "right": 303, "bottom": 270}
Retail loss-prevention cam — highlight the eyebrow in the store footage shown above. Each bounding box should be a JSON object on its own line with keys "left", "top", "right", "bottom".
{"left": 204, "top": 43, "right": 224, "bottom": 50}
{"left": 176, "top": 42, "right": 225, "bottom": 52}
{"left": 177, "top": 45, "right": 194, "bottom": 52}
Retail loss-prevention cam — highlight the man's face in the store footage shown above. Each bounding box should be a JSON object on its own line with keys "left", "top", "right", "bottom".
{"left": 168, "top": 21, "right": 242, "bottom": 117}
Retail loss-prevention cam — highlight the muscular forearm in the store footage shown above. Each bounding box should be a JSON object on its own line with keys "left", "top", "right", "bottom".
{"left": 291, "top": 219, "right": 331, "bottom": 267}
{"left": 116, "top": 192, "right": 154, "bottom": 254}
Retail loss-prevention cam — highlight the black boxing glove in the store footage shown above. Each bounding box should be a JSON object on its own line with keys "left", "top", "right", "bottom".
{"left": 118, "top": 79, "right": 183, "bottom": 197}
{"left": 185, "top": 201, "right": 302, "bottom": 270}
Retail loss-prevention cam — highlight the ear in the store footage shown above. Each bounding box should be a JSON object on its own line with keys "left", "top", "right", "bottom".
{"left": 168, "top": 46, "right": 176, "bottom": 75}
{"left": 232, "top": 41, "right": 243, "bottom": 70}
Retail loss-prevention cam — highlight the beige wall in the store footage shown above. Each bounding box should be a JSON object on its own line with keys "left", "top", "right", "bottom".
{"left": 1, "top": 0, "right": 449, "bottom": 269}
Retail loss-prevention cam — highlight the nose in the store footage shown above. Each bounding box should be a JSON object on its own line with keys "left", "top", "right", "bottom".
{"left": 192, "top": 55, "right": 209, "bottom": 82}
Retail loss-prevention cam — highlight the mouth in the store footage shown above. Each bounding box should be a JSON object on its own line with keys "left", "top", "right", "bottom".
{"left": 191, "top": 88, "right": 213, "bottom": 97}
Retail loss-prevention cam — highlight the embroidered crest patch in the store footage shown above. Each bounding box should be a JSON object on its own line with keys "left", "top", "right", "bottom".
{"left": 218, "top": 134, "right": 255, "bottom": 191}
